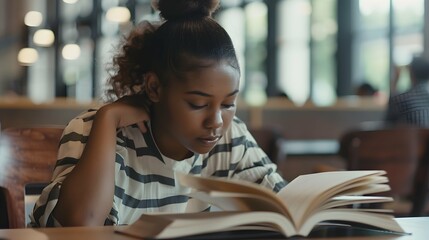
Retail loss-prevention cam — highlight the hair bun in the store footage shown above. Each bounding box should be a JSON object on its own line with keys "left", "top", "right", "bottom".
{"left": 152, "top": 0, "right": 220, "bottom": 20}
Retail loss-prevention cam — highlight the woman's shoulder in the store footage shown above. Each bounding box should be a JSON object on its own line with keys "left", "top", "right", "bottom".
{"left": 63, "top": 108, "right": 100, "bottom": 135}
{"left": 75, "top": 108, "right": 99, "bottom": 120}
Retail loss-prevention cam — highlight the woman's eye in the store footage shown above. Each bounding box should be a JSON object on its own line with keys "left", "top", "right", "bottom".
{"left": 188, "top": 103, "right": 207, "bottom": 109}
{"left": 222, "top": 103, "right": 236, "bottom": 109}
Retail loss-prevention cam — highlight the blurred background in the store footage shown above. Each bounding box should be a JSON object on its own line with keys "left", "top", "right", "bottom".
{"left": 1, "top": 0, "right": 427, "bottom": 105}
{"left": 1, "top": 0, "right": 429, "bottom": 181}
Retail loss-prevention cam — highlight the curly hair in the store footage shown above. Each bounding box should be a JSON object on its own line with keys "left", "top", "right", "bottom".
{"left": 105, "top": 22, "right": 159, "bottom": 102}
{"left": 105, "top": 0, "right": 240, "bottom": 102}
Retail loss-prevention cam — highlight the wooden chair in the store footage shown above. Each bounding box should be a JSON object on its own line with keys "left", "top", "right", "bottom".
{"left": 248, "top": 127, "right": 286, "bottom": 164}
{"left": 0, "top": 127, "right": 64, "bottom": 228}
{"left": 339, "top": 125, "right": 429, "bottom": 217}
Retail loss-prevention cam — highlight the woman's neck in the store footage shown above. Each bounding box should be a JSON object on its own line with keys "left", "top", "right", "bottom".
{"left": 150, "top": 117, "right": 193, "bottom": 160}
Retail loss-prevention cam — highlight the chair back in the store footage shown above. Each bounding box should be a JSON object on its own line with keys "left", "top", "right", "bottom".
{"left": 339, "top": 125, "right": 429, "bottom": 216}
{"left": 0, "top": 127, "right": 64, "bottom": 228}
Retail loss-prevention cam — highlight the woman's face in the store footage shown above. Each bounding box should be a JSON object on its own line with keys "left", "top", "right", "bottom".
{"left": 151, "top": 61, "right": 240, "bottom": 160}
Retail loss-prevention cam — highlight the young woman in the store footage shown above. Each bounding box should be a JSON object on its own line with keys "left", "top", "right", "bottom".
{"left": 30, "top": 0, "right": 286, "bottom": 227}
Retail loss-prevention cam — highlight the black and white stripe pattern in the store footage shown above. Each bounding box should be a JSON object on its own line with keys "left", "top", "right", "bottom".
{"left": 386, "top": 82, "right": 429, "bottom": 127}
{"left": 29, "top": 109, "right": 286, "bottom": 227}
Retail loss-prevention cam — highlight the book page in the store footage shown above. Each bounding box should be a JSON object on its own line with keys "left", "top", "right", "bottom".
{"left": 336, "top": 183, "right": 391, "bottom": 196}
{"left": 321, "top": 195, "right": 393, "bottom": 210}
{"left": 298, "top": 209, "right": 405, "bottom": 236}
{"left": 117, "top": 211, "right": 297, "bottom": 239}
{"left": 277, "top": 170, "right": 386, "bottom": 227}
{"left": 189, "top": 191, "right": 289, "bottom": 213}
{"left": 177, "top": 170, "right": 400, "bottom": 237}
{"left": 177, "top": 173, "right": 292, "bottom": 219}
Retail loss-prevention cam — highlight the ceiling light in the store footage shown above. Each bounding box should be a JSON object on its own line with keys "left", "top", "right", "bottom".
{"left": 62, "top": 44, "right": 81, "bottom": 60}
{"left": 18, "top": 48, "right": 39, "bottom": 66}
{"left": 24, "top": 11, "right": 43, "bottom": 27}
{"left": 63, "top": 0, "right": 79, "bottom": 4}
{"left": 106, "top": 7, "right": 131, "bottom": 23}
{"left": 33, "top": 29, "right": 55, "bottom": 47}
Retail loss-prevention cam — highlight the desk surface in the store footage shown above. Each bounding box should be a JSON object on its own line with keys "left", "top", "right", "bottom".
{"left": 0, "top": 217, "right": 427, "bottom": 240}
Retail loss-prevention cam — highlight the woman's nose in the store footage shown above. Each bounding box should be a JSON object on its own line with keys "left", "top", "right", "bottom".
{"left": 205, "top": 109, "right": 223, "bottom": 129}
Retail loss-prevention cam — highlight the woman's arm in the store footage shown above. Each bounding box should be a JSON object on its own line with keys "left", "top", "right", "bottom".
{"left": 53, "top": 96, "right": 149, "bottom": 226}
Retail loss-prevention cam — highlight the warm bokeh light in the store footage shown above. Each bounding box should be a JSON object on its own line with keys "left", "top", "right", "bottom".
{"left": 33, "top": 29, "right": 55, "bottom": 47}
{"left": 106, "top": 7, "right": 131, "bottom": 23}
{"left": 24, "top": 11, "right": 43, "bottom": 27}
{"left": 17, "top": 48, "right": 39, "bottom": 65}
{"left": 63, "top": 0, "right": 79, "bottom": 4}
{"left": 62, "top": 44, "right": 81, "bottom": 60}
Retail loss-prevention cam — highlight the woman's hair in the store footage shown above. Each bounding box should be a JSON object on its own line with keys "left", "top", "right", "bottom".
{"left": 105, "top": 0, "right": 240, "bottom": 101}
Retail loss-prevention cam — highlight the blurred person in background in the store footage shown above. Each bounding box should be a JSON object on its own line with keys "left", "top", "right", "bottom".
{"left": 355, "top": 82, "right": 378, "bottom": 97}
{"left": 385, "top": 56, "right": 429, "bottom": 127}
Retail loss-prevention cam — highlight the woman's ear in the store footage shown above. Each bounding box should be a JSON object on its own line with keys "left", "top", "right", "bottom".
{"left": 144, "top": 72, "right": 162, "bottom": 102}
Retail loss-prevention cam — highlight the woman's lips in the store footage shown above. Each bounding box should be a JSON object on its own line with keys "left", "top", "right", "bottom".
{"left": 198, "top": 136, "right": 221, "bottom": 145}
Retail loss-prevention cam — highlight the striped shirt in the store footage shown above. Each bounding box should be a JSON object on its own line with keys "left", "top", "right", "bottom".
{"left": 29, "top": 109, "right": 287, "bottom": 227}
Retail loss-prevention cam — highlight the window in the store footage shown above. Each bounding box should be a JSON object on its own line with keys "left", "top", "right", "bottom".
{"left": 311, "top": 0, "right": 337, "bottom": 105}
{"left": 354, "top": 0, "right": 424, "bottom": 96}
{"left": 392, "top": 0, "right": 424, "bottom": 93}
{"left": 272, "top": 0, "right": 338, "bottom": 106}
{"left": 277, "top": 0, "right": 311, "bottom": 105}
{"left": 6, "top": 0, "right": 428, "bottom": 104}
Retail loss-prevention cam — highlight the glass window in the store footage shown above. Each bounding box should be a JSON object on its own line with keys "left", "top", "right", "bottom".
{"left": 311, "top": 0, "right": 337, "bottom": 106}
{"left": 11, "top": 0, "right": 428, "bottom": 104}
{"left": 354, "top": 0, "right": 424, "bottom": 96}
{"left": 277, "top": 0, "right": 311, "bottom": 105}
{"left": 355, "top": 0, "right": 390, "bottom": 95}
{"left": 393, "top": 33, "right": 423, "bottom": 92}
{"left": 393, "top": 0, "right": 424, "bottom": 29}
{"left": 217, "top": 7, "right": 246, "bottom": 90}
{"left": 243, "top": 1, "right": 268, "bottom": 106}
{"left": 392, "top": 0, "right": 424, "bottom": 93}
{"left": 357, "top": 38, "right": 390, "bottom": 92}
{"left": 26, "top": 0, "right": 55, "bottom": 102}
{"left": 217, "top": 1, "right": 269, "bottom": 106}
{"left": 358, "top": 0, "right": 390, "bottom": 30}
{"left": 58, "top": 0, "right": 95, "bottom": 101}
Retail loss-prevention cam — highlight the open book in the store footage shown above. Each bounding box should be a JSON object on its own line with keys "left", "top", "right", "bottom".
{"left": 116, "top": 170, "right": 407, "bottom": 239}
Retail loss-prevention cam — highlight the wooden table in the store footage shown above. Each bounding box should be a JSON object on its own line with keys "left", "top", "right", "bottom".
{"left": 0, "top": 217, "right": 427, "bottom": 240}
